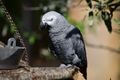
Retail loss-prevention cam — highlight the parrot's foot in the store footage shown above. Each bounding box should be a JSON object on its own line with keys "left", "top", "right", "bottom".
{"left": 59, "top": 64, "right": 66, "bottom": 68}
{"left": 66, "top": 64, "right": 72, "bottom": 68}
{"left": 59, "top": 64, "right": 73, "bottom": 68}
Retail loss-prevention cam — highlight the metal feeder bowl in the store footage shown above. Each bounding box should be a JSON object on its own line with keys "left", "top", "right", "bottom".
{"left": 0, "top": 38, "right": 25, "bottom": 69}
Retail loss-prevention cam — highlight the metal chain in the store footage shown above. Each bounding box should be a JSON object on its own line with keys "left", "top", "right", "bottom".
{"left": 0, "top": 0, "right": 29, "bottom": 66}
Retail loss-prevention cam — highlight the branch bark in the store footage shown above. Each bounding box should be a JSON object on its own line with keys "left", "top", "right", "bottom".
{"left": 0, "top": 67, "right": 85, "bottom": 80}
{"left": 86, "top": 42, "right": 120, "bottom": 54}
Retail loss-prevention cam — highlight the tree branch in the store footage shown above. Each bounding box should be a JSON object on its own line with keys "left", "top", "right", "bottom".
{"left": 86, "top": 42, "right": 120, "bottom": 54}
{"left": 0, "top": 67, "right": 85, "bottom": 80}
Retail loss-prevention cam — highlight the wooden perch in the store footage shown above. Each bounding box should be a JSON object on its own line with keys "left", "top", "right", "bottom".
{"left": 0, "top": 67, "right": 85, "bottom": 80}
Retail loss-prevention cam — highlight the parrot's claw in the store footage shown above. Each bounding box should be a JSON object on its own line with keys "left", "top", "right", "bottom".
{"left": 66, "top": 64, "right": 72, "bottom": 68}
{"left": 59, "top": 64, "right": 66, "bottom": 68}
{"left": 59, "top": 64, "right": 73, "bottom": 69}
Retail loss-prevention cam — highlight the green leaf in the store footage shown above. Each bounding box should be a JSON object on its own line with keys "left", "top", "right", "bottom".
{"left": 23, "top": 32, "right": 38, "bottom": 45}
{"left": 114, "top": 19, "right": 120, "bottom": 25}
{"left": 0, "top": 8, "right": 4, "bottom": 17}
{"left": 10, "top": 26, "right": 16, "bottom": 33}
{"left": 28, "top": 35, "right": 36, "bottom": 45}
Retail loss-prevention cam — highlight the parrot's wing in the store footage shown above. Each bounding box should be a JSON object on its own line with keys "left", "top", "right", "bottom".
{"left": 66, "top": 26, "right": 87, "bottom": 64}
{"left": 71, "top": 28, "right": 87, "bottom": 65}
{"left": 66, "top": 26, "right": 87, "bottom": 79}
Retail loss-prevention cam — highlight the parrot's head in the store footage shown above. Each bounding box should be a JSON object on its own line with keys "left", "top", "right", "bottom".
{"left": 40, "top": 11, "right": 69, "bottom": 32}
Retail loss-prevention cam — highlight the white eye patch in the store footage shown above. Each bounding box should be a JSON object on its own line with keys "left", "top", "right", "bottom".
{"left": 46, "top": 16, "right": 56, "bottom": 21}
{"left": 47, "top": 18, "right": 53, "bottom": 21}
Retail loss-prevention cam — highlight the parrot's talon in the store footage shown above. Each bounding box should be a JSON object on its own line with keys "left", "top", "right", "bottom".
{"left": 66, "top": 64, "right": 73, "bottom": 68}
{"left": 59, "top": 64, "right": 66, "bottom": 68}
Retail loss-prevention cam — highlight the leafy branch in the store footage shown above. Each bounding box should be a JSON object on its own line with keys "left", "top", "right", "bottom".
{"left": 86, "top": 0, "right": 120, "bottom": 33}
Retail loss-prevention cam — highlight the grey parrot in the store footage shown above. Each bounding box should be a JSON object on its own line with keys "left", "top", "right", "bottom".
{"left": 40, "top": 11, "right": 87, "bottom": 79}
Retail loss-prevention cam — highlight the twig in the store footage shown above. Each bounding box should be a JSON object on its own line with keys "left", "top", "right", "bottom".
{"left": 86, "top": 42, "right": 120, "bottom": 54}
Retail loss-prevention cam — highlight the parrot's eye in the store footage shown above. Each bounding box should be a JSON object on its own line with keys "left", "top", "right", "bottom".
{"left": 47, "top": 17, "right": 54, "bottom": 21}
{"left": 49, "top": 18, "right": 53, "bottom": 21}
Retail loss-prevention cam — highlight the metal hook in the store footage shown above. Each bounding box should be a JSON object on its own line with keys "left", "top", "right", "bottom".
{"left": 7, "top": 38, "right": 16, "bottom": 48}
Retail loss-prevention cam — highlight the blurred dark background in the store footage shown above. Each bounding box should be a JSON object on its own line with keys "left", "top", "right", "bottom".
{"left": 0, "top": 0, "right": 68, "bottom": 66}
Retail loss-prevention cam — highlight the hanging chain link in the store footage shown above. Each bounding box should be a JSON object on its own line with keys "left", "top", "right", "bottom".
{"left": 0, "top": 0, "right": 29, "bottom": 66}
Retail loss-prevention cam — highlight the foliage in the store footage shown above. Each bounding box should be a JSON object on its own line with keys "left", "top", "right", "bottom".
{"left": 0, "top": 8, "right": 4, "bottom": 16}
{"left": 39, "top": 0, "right": 67, "bottom": 14}
{"left": 114, "top": 18, "right": 120, "bottom": 25}
{"left": 23, "top": 32, "right": 39, "bottom": 45}
{"left": 0, "top": 0, "right": 21, "bottom": 38}
{"left": 0, "top": 0, "right": 68, "bottom": 44}
{"left": 86, "top": 0, "right": 120, "bottom": 33}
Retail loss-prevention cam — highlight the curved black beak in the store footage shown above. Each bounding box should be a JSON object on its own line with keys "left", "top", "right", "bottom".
{"left": 40, "top": 22, "right": 48, "bottom": 30}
